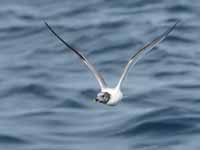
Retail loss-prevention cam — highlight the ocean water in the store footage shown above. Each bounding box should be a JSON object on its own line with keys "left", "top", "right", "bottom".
{"left": 0, "top": 0, "right": 200, "bottom": 149}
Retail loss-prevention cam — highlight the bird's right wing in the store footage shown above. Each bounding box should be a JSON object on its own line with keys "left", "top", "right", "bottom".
{"left": 116, "top": 21, "right": 179, "bottom": 89}
{"left": 44, "top": 21, "right": 107, "bottom": 90}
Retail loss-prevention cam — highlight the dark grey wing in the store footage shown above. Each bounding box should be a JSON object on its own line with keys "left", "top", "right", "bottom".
{"left": 116, "top": 21, "right": 179, "bottom": 89}
{"left": 44, "top": 21, "right": 107, "bottom": 90}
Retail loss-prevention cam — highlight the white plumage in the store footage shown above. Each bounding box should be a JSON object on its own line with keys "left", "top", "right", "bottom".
{"left": 102, "top": 88, "right": 123, "bottom": 106}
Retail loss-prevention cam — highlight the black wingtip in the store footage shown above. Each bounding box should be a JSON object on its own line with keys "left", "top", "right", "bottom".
{"left": 175, "top": 19, "right": 181, "bottom": 25}
{"left": 161, "top": 19, "right": 180, "bottom": 39}
{"left": 43, "top": 20, "right": 54, "bottom": 32}
{"left": 43, "top": 21, "right": 86, "bottom": 61}
{"left": 172, "top": 19, "right": 181, "bottom": 30}
{"left": 43, "top": 20, "right": 48, "bottom": 27}
{"left": 174, "top": 19, "right": 181, "bottom": 28}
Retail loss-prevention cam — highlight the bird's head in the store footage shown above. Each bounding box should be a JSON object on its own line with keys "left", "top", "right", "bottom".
{"left": 95, "top": 92, "right": 111, "bottom": 104}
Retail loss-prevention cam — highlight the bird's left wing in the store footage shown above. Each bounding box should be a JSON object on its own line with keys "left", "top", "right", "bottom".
{"left": 44, "top": 21, "right": 107, "bottom": 90}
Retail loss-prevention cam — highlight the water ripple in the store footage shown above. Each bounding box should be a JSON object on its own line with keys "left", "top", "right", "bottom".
{"left": 0, "top": 0, "right": 199, "bottom": 150}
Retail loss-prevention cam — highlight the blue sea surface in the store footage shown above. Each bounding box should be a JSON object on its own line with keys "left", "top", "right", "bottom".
{"left": 0, "top": 0, "right": 200, "bottom": 149}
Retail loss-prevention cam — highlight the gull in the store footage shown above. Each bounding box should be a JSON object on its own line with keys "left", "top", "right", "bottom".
{"left": 44, "top": 21, "right": 179, "bottom": 106}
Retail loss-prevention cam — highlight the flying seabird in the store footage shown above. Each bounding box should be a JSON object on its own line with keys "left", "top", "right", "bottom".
{"left": 44, "top": 21, "right": 179, "bottom": 106}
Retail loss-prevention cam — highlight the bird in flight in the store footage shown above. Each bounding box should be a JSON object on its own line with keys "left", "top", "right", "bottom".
{"left": 44, "top": 21, "right": 179, "bottom": 106}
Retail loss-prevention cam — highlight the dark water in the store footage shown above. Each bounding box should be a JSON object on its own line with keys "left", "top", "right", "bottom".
{"left": 0, "top": 0, "right": 200, "bottom": 149}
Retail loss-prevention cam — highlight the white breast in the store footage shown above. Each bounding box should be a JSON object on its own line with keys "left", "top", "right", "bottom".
{"left": 102, "top": 88, "right": 123, "bottom": 106}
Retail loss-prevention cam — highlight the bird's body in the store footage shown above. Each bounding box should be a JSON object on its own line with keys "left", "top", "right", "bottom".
{"left": 44, "top": 20, "right": 179, "bottom": 106}
{"left": 101, "top": 87, "right": 123, "bottom": 106}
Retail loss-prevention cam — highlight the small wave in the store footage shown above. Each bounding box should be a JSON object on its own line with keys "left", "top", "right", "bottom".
{"left": 112, "top": 107, "right": 199, "bottom": 137}
{"left": 0, "top": 134, "right": 29, "bottom": 145}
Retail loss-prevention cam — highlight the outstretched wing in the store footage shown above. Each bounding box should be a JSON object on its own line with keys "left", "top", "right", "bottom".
{"left": 44, "top": 21, "right": 107, "bottom": 90}
{"left": 116, "top": 21, "right": 179, "bottom": 89}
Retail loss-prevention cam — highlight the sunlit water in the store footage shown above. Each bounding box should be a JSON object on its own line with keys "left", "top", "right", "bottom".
{"left": 0, "top": 0, "right": 200, "bottom": 150}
